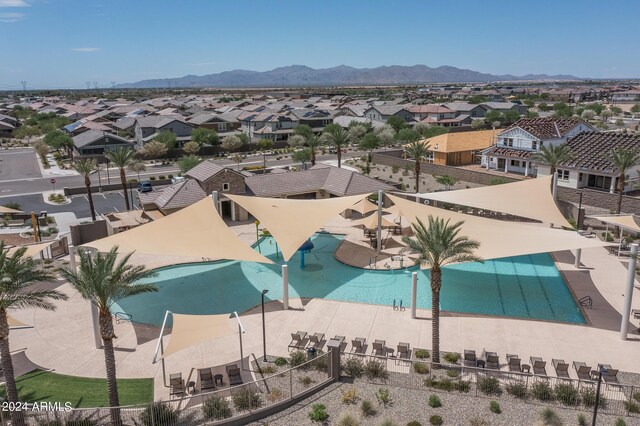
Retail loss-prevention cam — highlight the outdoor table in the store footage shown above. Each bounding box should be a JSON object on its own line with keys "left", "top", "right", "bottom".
{"left": 477, "top": 360, "right": 486, "bottom": 369}
{"left": 187, "top": 381, "right": 196, "bottom": 394}
{"left": 521, "top": 364, "right": 531, "bottom": 374}
{"left": 214, "top": 374, "right": 223, "bottom": 386}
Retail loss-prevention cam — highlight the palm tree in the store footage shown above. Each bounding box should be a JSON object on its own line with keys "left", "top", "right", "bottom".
{"left": 106, "top": 147, "right": 137, "bottom": 211}
{"left": 611, "top": 147, "right": 640, "bottom": 215}
{"left": 531, "top": 143, "right": 572, "bottom": 198}
{"left": 321, "top": 123, "right": 350, "bottom": 168}
{"left": 74, "top": 159, "right": 97, "bottom": 222}
{"left": 402, "top": 217, "right": 482, "bottom": 364}
{"left": 60, "top": 247, "right": 157, "bottom": 425}
{"left": 0, "top": 242, "right": 68, "bottom": 425}
{"left": 293, "top": 124, "right": 322, "bottom": 166}
{"left": 403, "top": 141, "right": 430, "bottom": 193}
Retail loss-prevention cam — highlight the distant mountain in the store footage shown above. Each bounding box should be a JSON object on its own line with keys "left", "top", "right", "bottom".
{"left": 117, "top": 64, "right": 580, "bottom": 88}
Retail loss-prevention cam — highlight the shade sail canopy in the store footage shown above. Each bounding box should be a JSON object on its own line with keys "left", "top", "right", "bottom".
{"left": 351, "top": 198, "right": 379, "bottom": 215}
{"left": 590, "top": 215, "right": 640, "bottom": 233}
{"left": 7, "top": 314, "right": 30, "bottom": 329}
{"left": 363, "top": 214, "right": 399, "bottom": 229}
{"left": 84, "top": 196, "right": 272, "bottom": 264}
{"left": 227, "top": 194, "right": 368, "bottom": 261}
{"left": 162, "top": 313, "right": 234, "bottom": 359}
{"left": 414, "top": 176, "right": 570, "bottom": 227}
{"left": 388, "top": 194, "right": 609, "bottom": 261}
{"left": 7, "top": 241, "right": 54, "bottom": 258}
{"left": 0, "top": 206, "right": 22, "bottom": 214}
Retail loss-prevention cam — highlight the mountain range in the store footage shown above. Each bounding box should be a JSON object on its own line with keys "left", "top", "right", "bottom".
{"left": 117, "top": 64, "right": 579, "bottom": 89}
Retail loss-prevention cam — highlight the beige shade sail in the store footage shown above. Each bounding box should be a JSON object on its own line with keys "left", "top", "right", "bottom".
{"left": 413, "top": 175, "right": 570, "bottom": 227}
{"left": 162, "top": 313, "right": 234, "bottom": 359}
{"left": 590, "top": 215, "right": 640, "bottom": 233}
{"left": 227, "top": 194, "right": 369, "bottom": 261}
{"left": 362, "top": 214, "right": 399, "bottom": 229}
{"left": 7, "top": 241, "right": 54, "bottom": 258}
{"left": 84, "top": 196, "right": 272, "bottom": 264}
{"left": 388, "top": 194, "right": 609, "bottom": 262}
{"left": 7, "top": 314, "right": 31, "bottom": 329}
{"left": 0, "top": 206, "right": 22, "bottom": 214}
{"left": 351, "top": 198, "right": 379, "bottom": 215}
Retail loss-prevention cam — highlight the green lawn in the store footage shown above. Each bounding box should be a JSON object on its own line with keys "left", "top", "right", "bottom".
{"left": 1, "top": 370, "right": 153, "bottom": 408}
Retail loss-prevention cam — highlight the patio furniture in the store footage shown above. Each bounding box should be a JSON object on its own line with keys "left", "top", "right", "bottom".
{"left": 573, "top": 361, "right": 592, "bottom": 380}
{"left": 186, "top": 381, "right": 196, "bottom": 394}
{"left": 463, "top": 350, "right": 477, "bottom": 367}
{"left": 308, "top": 332, "right": 325, "bottom": 349}
{"left": 372, "top": 339, "right": 386, "bottom": 356}
{"left": 506, "top": 354, "right": 521, "bottom": 372}
{"left": 552, "top": 359, "right": 570, "bottom": 378}
{"left": 599, "top": 364, "right": 619, "bottom": 384}
{"left": 351, "top": 337, "right": 367, "bottom": 354}
{"left": 397, "top": 342, "right": 411, "bottom": 360}
{"left": 169, "top": 373, "right": 185, "bottom": 398}
{"left": 530, "top": 357, "right": 547, "bottom": 376}
{"left": 226, "top": 364, "right": 243, "bottom": 386}
{"left": 288, "top": 331, "right": 308, "bottom": 350}
{"left": 477, "top": 359, "right": 486, "bottom": 369}
{"left": 198, "top": 368, "right": 215, "bottom": 392}
{"left": 485, "top": 352, "right": 499, "bottom": 369}
{"left": 331, "top": 335, "right": 346, "bottom": 352}
{"left": 578, "top": 227, "right": 595, "bottom": 237}
{"left": 521, "top": 364, "right": 531, "bottom": 374}
{"left": 214, "top": 374, "right": 224, "bottom": 386}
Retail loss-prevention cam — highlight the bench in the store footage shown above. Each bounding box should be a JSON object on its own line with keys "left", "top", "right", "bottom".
{"left": 7, "top": 219, "right": 25, "bottom": 227}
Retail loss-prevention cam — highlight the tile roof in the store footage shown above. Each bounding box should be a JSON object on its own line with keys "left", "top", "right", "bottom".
{"left": 72, "top": 130, "right": 130, "bottom": 149}
{"left": 135, "top": 115, "right": 187, "bottom": 128}
{"left": 483, "top": 146, "right": 534, "bottom": 159}
{"left": 184, "top": 159, "right": 244, "bottom": 182}
{"left": 407, "top": 105, "right": 454, "bottom": 114}
{"left": 503, "top": 117, "right": 583, "bottom": 140}
{"left": 153, "top": 178, "right": 206, "bottom": 210}
{"left": 557, "top": 132, "right": 640, "bottom": 174}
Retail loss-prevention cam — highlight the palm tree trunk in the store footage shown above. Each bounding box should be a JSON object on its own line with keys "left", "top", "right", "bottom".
{"left": 311, "top": 147, "right": 316, "bottom": 166}
{"left": 617, "top": 174, "right": 625, "bottom": 214}
{"left": 85, "top": 177, "right": 96, "bottom": 222}
{"left": 431, "top": 268, "right": 441, "bottom": 364}
{"left": 0, "top": 311, "right": 25, "bottom": 426}
{"left": 119, "top": 168, "right": 130, "bottom": 211}
{"left": 99, "top": 310, "right": 121, "bottom": 425}
{"left": 415, "top": 161, "right": 421, "bottom": 193}
{"left": 337, "top": 146, "right": 342, "bottom": 168}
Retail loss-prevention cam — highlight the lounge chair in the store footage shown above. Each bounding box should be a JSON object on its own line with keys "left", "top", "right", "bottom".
{"left": 351, "top": 337, "right": 366, "bottom": 354}
{"left": 226, "top": 364, "right": 243, "bottom": 386}
{"left": 573, "top": 361, "right": 593, "bottom": 380}
{"left": 530, "top": 357, "right": 547, "bottom": 376}
{"left": 485, "top": 352, "right": 499, "bottom": 370}
{"left": 288, "top": 331, "right": 307, "bottom": 350}
{"left": 552, "top": 359, "right": 570, "bottom": 378}
{"left": 372, "top": 339, "right": 386, "bottom": 357}
{"left": 463, "top": 350, "right": 477, "bottom": 367}
{"left": 169, "top": 373, "right": 185, "bottom": 398}
{"left": 578, "top": 227, "right": 595, "bottom": 237}
{"left": 331, "top": 335, "right": 346, "bottom": 352}
{"left": 599, "top": 364, "right": 619, "bottom": 384}
{"left": 506, "top": 354, "right": 521, "bottom": 372}
{"left": 198, "top": 368, "right": 215, "bottom": 392}
{"left": 308, "top": 332, "right": 325, "bottom": 349}
{"left": 397, "top": 342, "right": 411, "bottom": 360}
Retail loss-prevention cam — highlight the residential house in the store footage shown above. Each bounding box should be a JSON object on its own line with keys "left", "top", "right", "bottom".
{"left": 290, "top": 109, "right": 334, "bottom": 131}
{"left": 0, "top": 114, "right": 17, "bottom": 137}
{"left": 612, "top": 90, "right": 640, "bottom": 104}
{"left": 134, "top": 116, "right": 194, "bottom": 148}
{"left": 187, "top": 111, "right": 242, "bottom": 134}
{"left": 407, "top": 105, "right": 456, "bottom": 122}
{"left": 362, "top": 105, "right": 414, "bottom": 123}
{"left": 482, "top": 102, "right": 528, "bottom": 116}
{"left": 72, "top": 130, "right": 134, "bottom": 156}
{"left": 443, "top": 102, "right": 489, "bottom": 118}
{"left": 419, "top": 129, "right": 499, "bottom": 166}
{"left": 138, "top": 178, "right": 206, "bottom": 216}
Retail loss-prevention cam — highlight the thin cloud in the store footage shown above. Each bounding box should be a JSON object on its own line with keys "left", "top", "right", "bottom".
{"left": 71, "top": 47, "right": 101, "bottom": 52}
{"left": 0, "top": 0, "right": 29, "bottom": 6}
{"left": 0, "top": 12, "right": 24, "bottom": 22}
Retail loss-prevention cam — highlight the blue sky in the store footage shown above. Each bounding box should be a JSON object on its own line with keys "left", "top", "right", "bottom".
{"left": 0, "top": 0, "right": 638, "bottom": 89}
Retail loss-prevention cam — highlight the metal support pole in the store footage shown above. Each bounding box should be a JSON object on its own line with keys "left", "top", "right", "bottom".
{"left": 592, "top": 367, "right": 604, "bottom": 426}
{"left": 261, "top": 289, "right": 269, "bottom": 362}
{"left": 377, "top": 190, "right": 383, "bottom": 254}
{"left": 574, "top": 248, "right": 582, "bottom": 268}
{"left": 411, "top": 272, "right": 418, "bottom": 319}
{"left": 233, "top": 312, "right": 246, "bottom": 370}
{"left": 620, "top": 243, "right": 639, "bottom": 340}
{"left": 211, "top": 191, "right": 219, "bottom": 213}
{"left": 282, "top": 264, "right": 289, "bottom": 310}
{"left": 618, "top": 228, "right": 624, "bottom": 258}
{"left": 90, "top": 303, "right": 103, "bottom": 349}
{"left": 160, "top": 338, "right": 166, "bottom": 388}
{"left": 69, "top": 245, "right": 77, "bottom": 273}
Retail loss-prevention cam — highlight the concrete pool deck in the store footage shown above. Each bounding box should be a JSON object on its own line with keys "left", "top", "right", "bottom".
{"left": 7, "top": 240, "right": 640, "bottom": 401}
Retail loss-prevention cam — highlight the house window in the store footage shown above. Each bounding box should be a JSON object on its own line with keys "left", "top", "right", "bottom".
{"left": 532, "top": 141, "right": 538, "bottom": 150}
{"left": 222, "top": 183, "right": 230, "bottom": 192}
{"left": 502, "top": 138, "right": 513, "bottom": 147}
{"left": 557, "top": 169, "right": 570, "bottom": 181}
{"left": 579, "top": 173, "right": 584, "bottom": 181}
{"left": 587, "top": 175, "right": 612, "bottom": 190}
{"left": 218, "top": 123, "right": 227, "bottom": 131}
{"left": 510, "top": 160, "right": 520, "bottom": 167}
{"left": 425, "top": 151, "right": 434, "bottom": 163}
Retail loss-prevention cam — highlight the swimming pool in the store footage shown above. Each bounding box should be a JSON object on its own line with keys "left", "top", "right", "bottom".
{"left": 113, "top": 233, "right": 586, "bottom": 326}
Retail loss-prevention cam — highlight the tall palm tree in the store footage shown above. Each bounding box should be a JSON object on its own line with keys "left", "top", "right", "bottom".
{"left": 293, "top": 124, "right": 321, "bottom": 166}
{"left": 0, "top": 242, "right": 68, "bottom": 425}
{"left": 611, "top": 147, "right": 640, "bottom": 218}
{"left": 321, "top": 123, "right": 350, "bottom": 168}
{"left": 60, "top": 247, "right": 157, "bottom": 425}
{"left": 403, "top": 141, "right": 430, "bottom": 193}
{"left": 531, "top": 143, "right": 572, "bottom": 198}
{"left": 74, "top": 159, "right": 97, "bottom": 222}
{"left": 402, "top": 217, "right": 482, "bottom": 364}
{"left": 106, "top": 147, "right": 137, "bottom": 211}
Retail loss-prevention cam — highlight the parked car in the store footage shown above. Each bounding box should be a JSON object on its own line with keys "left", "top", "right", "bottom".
{"left": 171, "top": 176, "right": 185, "bottom": 184}
{"left": 137, "top": 181, "right": 153, "bottom": 193}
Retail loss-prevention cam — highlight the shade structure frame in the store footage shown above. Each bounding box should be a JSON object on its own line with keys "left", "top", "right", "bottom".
{"left": 590, "top": 215, "right": 640, "bottom": 233}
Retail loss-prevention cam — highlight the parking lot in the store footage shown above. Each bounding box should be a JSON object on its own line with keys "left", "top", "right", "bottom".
{"left": 0, "top": 149, "right": 42, "bottom": 182}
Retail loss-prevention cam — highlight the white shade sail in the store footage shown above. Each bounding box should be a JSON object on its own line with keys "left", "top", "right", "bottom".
{"left": 227, "top": 194, "right": 368, "bottom": 261}
{"left": 590, "top": 215, "right": 640, "bottom": 233}
{"left": 413, "top": 175, "right": 570, "bottom": 227}
{"left": 84, "top": 196, "right": 272, "bottom": 264}
{"left": 162, "top": 313, "right": 234, "bottom": 359}
{"left": 388, "top": 194, "right": 609, "bottom": 262}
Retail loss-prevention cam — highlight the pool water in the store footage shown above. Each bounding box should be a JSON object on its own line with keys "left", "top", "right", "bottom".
{"left": 113, "top": 233, "right": 586, "bottom": 327}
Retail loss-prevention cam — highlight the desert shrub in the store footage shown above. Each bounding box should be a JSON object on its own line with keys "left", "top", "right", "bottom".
{"left": 274, "top": 357, "right": 288, "bottom": 367}
{"left": 341, "top": 387, "right": 359, "bottom": 404}
{"left": 577, "top": 413, "right": 587, "bottom": 426}
{"left": 149, "top": 176, "right": 156, "bottom": 181}
{"left": 505, "top": 381, "right": 527, "bottom": 399}
{"left": 531, "top": 381, "right": 554, "bottom": 401}
{"left": 343, "top": 357, "right": 365, "bottom": 377}
{"left": 469, "top": 419, "right": 488, "bottom": 426}
{"left": 158, "top": 175, "right": 166, "bottom": 179}
{"left": 424, "top": 377, "right": 469, "bottom": 393}
{"left": 615, "top": 418, "right": 627, "bottom": 426}
{"left": 202, "top": 396, "right": 232, "bottom": 420}
{"left": 414, "top": 362, "right": 429, "bottom": 375}
{"left": 414, "top": 349, "right": 430, "bottom": 359}
{"left": 365, "top": 359, "right": 389, "bottom": 380}
{"left": 375, "top": 388, "right": 392, "bottom": 407}
{"left": 429, "top": 415, "right": 443, "bottom": 426}
{"left": 554, "top": 382, "right": 578, "bottom": 406}
{"left": 580, "top": 388, "right": 606, "bottom": 408}
{"left": 624, "top": 399, "right": 640, "bottom": 413}
{"left": 477, "top": 376, "right": 501, "bottom": 395}
{"left": 539, "top": 408, "right": 562, "bottom": 426}
{"left": 290, "top": 350, "right": 307, "bottom": 367}
{"left": 489, "top": 401, "right": 501, "bottom": 414}
{"left": 313, "top": 350, "right": 329, "bottom": 372}
{"left": 428, "top": 394, "right": 442, "bottom": 408}
{"left": 232, "top": 387, "right": 261, "bottom": 411}
{"left": 443, "top": 352, "right": 460, "bottom": 364}
{"left": 260, "top": 365, "right": 277, "bottom": 375}
{"left": 139, "top": 402, "right": 179, "bottom": 426}
{"left": 309, "top": 404, "right": 329, "bottom": 423}
{"left": 361, "top": 399, "right": 376, "bottom": 417}
{"left": 446, "top": 369, "right": 460, "bottom": 378}
{"left": 299, "top": 375, "right": 315, "bottom": 388}
{"left": 337, "top": 413, "right": 360, "bottom": 426}
{"left": 406, "top": 422, "right": 422, "bottom": 426}
{"left": 267, "top": 388, "right": 284, "bottom": 403}
{"left": 633, "top": 392, "right": 640, "bottom": 402}
{"left": 380, "top": 420, "right": 397, "bottom": 426}
{"left": 392, "top": 166, "right": 400, "bottom": 174}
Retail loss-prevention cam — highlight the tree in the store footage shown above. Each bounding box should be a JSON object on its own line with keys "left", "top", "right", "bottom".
{"left": 238, "top": 132, "right": 250, "bottom": 146}
{"left": 396, "top": 128, "right": 420, "bottom": 145}
{"left": 600, "top": 109, "right": 613, "bottom": 120}
{"left": 347, "top": 123, "right": 369, "bottom": 146}
{"left": 413, "top": 122, "right": 432, "bottom": 137}
{"left": 610, "top": 106, "right": 623, "bottom": 115}
{"left": 182, "top": 141, "right": 201, "bottom": 155}
{"left": 293, "top": 147, "right": 312, "bottom": 170}
{"left": 293, "top": 124, "right": 321, "bottom": 166}
{"left": 358, "top": 133, "right": 380, "bottom": 175}
{"left": 470, "top": 119, "right": 485, "bottom": 130}
{"left": 402, "top": 217, "right": 482, "bottom": 364}
{"left": 386, "top": 116, "right": 407, "bottom": 132}
{"left": 177, "top": 154, "right": 202, "bottom": 173}
{"left": 531, "top": 143, "right": 572, "bottom": 198}
{"left": 128, "top": 161, "right": 146, "bottom": 181}
{"left": 631, "top": 104, "right": 640, "bottom": 114}
{"left": 553, "top": 102, "right": 573, "bottom": 118}
{"left": 435, "top": 174, "right": 458, "bottom": 190}
{"left": 348, "top": 119, "right": 373, "bottom": 133}
{"left": 524, "top": 110, "right": 539, "bottom": 119}
{"left": 60, "top": 247, "right": 157, "bottom": 425}
{"left": 403, "top": 141, "right": 430, "bottom": 193}
{"left": 321, "top": 123, "right": 350, "bottom": 168}
{"left": 611, "top": 148, "right": 640, "bottom": 216}
{"left": 585, "top": 103, "right": 604, "bottom": 115}
{"left": 106, "top": 147, "right": 136, "bottom": 211}
{"left": 191, "top": 127, "right": 219, "bottom": 146}
{"left": 467, "top": 95, "right": 489, "bottom": 104}
{"left": 44, "top": 130, "right": 73, "bottom": 157}
{"left": 140, "top": 140, "right": 168, "bottom": 159}
{"left": 153, "top": 130, "right": 177, "bottom": 150}
{"left": 0, "top": 242, "right": 67, "bottom": 425}
{"left": 538, "top": 102, "right": 550, "bottom": 112}
{"left": 74, "top": 159, "right": 97, "bottom": 221}
{"left": 221, "top": 135, "right": 242, "bottom": 151}
{"left": 581, "top": 110, "right": 595, "bottom": 120}
{"left": 485, "top": 110, "right": 503, "bottom": 124}
{"left": 503, "top": 110, "right": 520, "bottom": 124}
{"left": 287, "top": 134, "right": 306, "bottom": 148}
{"left": 523, "top": 99, "right": 535, "bottom": 108}
{"left": 374, "top": 124, "right": 396, "bottom": 150}
{"left": 232, "top": 153, "right": 244, "bottom": 171}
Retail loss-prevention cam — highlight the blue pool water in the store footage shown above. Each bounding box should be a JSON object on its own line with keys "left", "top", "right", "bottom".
{"left": 113, "top": 233, "right": 586, "bottom": 326}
